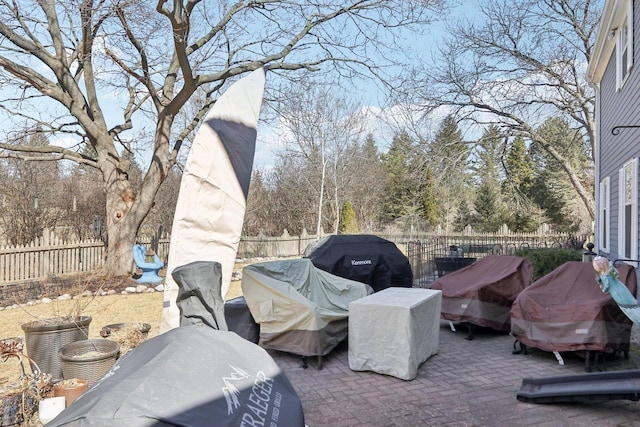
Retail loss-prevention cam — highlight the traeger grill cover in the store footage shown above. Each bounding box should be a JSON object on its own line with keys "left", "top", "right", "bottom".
{"left": 430, "top": 255, "right": 532, "bottom": 331}
{"left": 46, "top": 326, "right": 305, "bottom": 427}
{"left": 48, "top": 260, "right": 304, "bottom": 426}
{"left": 511, "top": 261, "right": 637, "bottom": 353}
{"left": 303, "top": 234, "right": 413, "bottom": 292}
{"left": 241, "top": 258, "right": 370, "bottom": 358}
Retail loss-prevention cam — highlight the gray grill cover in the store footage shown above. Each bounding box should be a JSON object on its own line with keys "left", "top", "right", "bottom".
{"left": 46, "top": 326, "right": 305, "bottom": 426}
{"left": 47, "top": 260, "right": 304, "bottom": 426}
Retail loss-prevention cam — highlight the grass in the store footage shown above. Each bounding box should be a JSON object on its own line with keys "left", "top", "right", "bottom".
{"left": 0, "top": 278, "right": 243, "bottom": 387}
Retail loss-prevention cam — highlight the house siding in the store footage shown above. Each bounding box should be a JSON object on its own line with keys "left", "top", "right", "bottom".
{"left": 597, "top": 0, "right": 640, "bottom": 261}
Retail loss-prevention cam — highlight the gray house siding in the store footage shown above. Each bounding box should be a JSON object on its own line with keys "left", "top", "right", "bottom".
{"left": 597, "top": 0, "right": 640, "bottom": 261}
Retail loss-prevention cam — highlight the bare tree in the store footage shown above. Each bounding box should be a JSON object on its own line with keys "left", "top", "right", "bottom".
{"left": 0, "top": 0, "right": 444, "bottom": 276}
{"left": 0, "top": 131, "right": 62, "bottom": 245}
{"left": 408, "top": 0, "right": 599, "bottom": 219}
{"left": 275, "top": 83, "right": 366, "bottom": 236}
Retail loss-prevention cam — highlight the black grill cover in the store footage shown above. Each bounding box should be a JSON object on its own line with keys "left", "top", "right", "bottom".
{"left": 303, "top": 234, "right": 413, "bottom": 292}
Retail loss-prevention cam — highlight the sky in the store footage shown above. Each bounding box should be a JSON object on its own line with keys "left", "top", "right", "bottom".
{"left": 251, "top": 2, "right": 477, "bottom": 170}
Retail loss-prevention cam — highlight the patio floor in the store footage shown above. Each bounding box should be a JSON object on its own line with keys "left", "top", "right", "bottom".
{"left": 268, "top": 321, "right": 640, "bottom": 427}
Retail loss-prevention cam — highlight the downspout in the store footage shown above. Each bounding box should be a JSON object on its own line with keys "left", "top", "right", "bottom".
{"left": 590, "top": 80, "right": 601, "bottom": 254}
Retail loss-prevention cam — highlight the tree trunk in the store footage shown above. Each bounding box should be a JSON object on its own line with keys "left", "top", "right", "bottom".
{"left": 101, "top": 160, "right": 142, "bottom": 277}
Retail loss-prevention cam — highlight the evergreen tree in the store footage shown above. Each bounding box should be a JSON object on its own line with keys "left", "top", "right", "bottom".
{"left": 421, "top": 167, "right": 439, "bottom": 227}
{"left": 453, "top": 200, "right": 473, "bottom": 232}
{"left": 503, "top": 136, "right": 539, "bottom": 232}
{"left": 338, "top": 200, "right": 359, "bottom": 234}
{"left": 529, "top": 117, "right": 592, "bottom": 232}
{"left": 427, "top": 114, "right": 471, "bottom": 230}
{"left": 473, "top": 182, "right": 506, "bottom": 232}
{"left": 380, "top": 131, "right": 418, "bottom": 222}
{"left": 471, "top": 125, "right": 507, "bottom": 232}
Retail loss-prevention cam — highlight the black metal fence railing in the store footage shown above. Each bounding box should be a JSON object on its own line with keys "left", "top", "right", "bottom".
{"left": 406, "top": 234, "right": 590, "bottom": 288}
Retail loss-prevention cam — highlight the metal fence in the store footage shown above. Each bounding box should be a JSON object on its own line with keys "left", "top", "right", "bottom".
{"left": 406, "top": 233, "right": 590, "bottom": 288}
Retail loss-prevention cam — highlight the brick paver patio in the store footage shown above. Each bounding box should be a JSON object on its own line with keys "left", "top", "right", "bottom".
{"left": 269, "top": 321, "right": 640, "bottom": 427}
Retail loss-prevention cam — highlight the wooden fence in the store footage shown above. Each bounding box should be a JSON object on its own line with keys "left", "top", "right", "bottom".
{"left": 0, "top": 226, "right": 591, "bottom": 285}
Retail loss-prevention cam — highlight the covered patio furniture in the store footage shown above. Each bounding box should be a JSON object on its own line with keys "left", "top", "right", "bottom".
{"left": 511, "top": 261, "right": 637, "bottom": 370}
{"left": 430, "top": 255, "right": 532, "bottom": 339}
{"left": 241, "top": 258, "right": 370, "bottom": 369}
{"left": 349, "top": 288, "right": 442, "bottom": 380}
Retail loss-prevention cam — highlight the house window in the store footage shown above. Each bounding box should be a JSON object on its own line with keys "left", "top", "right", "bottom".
{"left": 618, "top": 159, "right": 638, "bottom": 260}
{"left": 616, "top": 0, "right": 634, "bottom": 89}
{"left": 599, "top": 177, "right": 610, "bottom": 252}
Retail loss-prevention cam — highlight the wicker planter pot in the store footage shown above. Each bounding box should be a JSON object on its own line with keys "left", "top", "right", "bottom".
{"left": 59, "top": 339, "right": 120, "bottom": 386}
{"left": 21, "top": 316, "right": 91, "bottom": 382}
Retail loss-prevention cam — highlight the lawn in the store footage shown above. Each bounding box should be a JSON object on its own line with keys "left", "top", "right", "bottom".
{"left": 0, "top": 277, "right": 244, "bottom": 387}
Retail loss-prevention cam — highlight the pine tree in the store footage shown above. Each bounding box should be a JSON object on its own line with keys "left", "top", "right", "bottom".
{"left": 453, "top": 200, "right": 473, "bottom": 232}
{"left": 421, "top": 167, "right": 439, "bottom": 227}
{"left": 424, "top": 115, "right": 472, "bottom": 230}
{"left": 503, "top": 136, "right": 539, "bottom": 232}
{"left": 380, "top": 131, "right": 418, "bottom": 222}
{"left": 338, "top": 200, "right": 359, "bottom": 234}
{"left": 471, "top": 125, "right": 507, "bottom": 232}
{"left": 529, "top": 117, "right": 592, "bottom": 232}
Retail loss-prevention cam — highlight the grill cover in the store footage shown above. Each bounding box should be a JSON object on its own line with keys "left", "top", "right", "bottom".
{"left": 303, "top": 234, "right": 413, "bottom": 292}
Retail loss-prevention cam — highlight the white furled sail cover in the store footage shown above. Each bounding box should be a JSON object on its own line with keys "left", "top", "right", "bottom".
{"left": 160, "top": 67, "right": 267, "bottom": 333}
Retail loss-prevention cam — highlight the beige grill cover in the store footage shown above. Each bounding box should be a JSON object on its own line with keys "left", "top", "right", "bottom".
{"left": 160, "top": 68, "right": 266, "bottom": 332}
{"left": 241, "top": 259, "right": 369, "bottom": 357}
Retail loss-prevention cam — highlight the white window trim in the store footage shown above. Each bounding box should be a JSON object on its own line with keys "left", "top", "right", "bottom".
{"left": 599, "top": 177, "right": 610, "bottom": 252}
{"left": 618, "top": 158, "right": 638, "bottom": 261}
{"left": 616, "top": 0, "right": 634, "bottom": 90}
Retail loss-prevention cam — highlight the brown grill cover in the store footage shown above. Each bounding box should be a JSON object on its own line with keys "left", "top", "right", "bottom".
{"left": 510, "top": 261, "right": 637, "bottom": 353}
{"left": 431, "top": 255, "right": 532, "bottom": 331}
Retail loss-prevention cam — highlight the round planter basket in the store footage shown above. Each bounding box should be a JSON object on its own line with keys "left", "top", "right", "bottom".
{"left": 59, "top": 339, "right": 120, "bottom": 386}
{"left": 21, "top": 316, "right": 92, "bottom": 382}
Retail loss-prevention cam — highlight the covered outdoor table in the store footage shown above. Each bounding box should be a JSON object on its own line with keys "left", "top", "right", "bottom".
{"left": 348, "top": 288, "right": 442, "bottom": 380}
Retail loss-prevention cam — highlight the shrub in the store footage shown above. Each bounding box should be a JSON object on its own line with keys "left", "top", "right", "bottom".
{"left": 515, "top": 248, "right": 583, "bottom": 282}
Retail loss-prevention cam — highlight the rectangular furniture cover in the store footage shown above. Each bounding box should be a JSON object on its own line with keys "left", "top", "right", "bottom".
{"left": 430, "top": 255, "right": 532, "bottom": 331}
{"left": 511, "top": 261, "right": 637, "bottom": 353}
{"left": 241, "top": 258, "right": 369, "bottom": 358}
{"left": 348, "top": 288, "right": 442, "bottom": 380}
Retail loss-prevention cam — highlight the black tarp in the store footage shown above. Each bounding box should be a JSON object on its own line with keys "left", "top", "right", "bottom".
{"left": 303, "top": 234, "right": 413, "bottom": 292}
